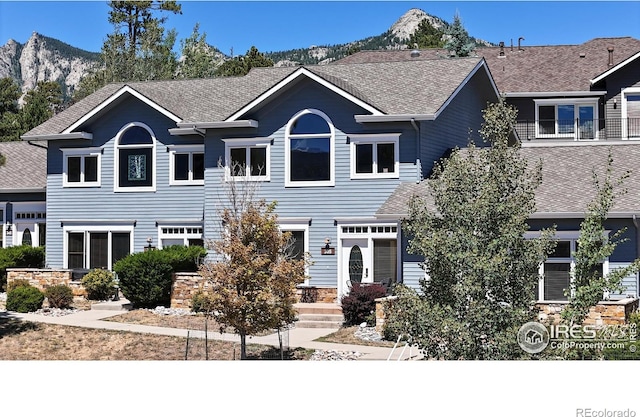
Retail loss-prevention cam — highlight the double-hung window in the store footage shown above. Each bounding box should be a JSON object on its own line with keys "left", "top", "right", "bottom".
{"left": 285, "top": 109, "right": 335, "bottom": 187}
{"left": 223, "top": 138, "right": 271, "bottom": 181}
{"left": 349, "top": 134, "right": 400, "bottom": 179}
{"left": 168, "top": 145, "right": 204, "bottom": 185}
{"left": 535, "top": 99, "right": 598, "bottom": 140}
{"left": 63, "top": 148, "right": 101, "bottom": 187}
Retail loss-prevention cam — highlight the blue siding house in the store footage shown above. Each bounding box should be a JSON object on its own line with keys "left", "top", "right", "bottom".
{"left": 22, "top": 57, "right": 499, "bottom": 301}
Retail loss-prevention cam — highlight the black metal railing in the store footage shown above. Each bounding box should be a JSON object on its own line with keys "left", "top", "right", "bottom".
{"left": 515, "top": 118, "right": 640, "bottom": 141}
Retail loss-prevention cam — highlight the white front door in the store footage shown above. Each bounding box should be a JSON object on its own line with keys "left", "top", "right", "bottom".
{"left": 341, "top": 238, "right": 372, "bottom": 294}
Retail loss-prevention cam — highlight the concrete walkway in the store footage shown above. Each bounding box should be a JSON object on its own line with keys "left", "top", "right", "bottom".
{"left": 2, "top": 302, "right": 421, "bottom": 361}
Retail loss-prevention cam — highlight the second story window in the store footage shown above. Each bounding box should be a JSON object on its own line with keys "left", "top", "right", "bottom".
{"left": 285, "top": 109, "right": 335, "bottom": 187}
{"left": 114, "top": 123, "right": 156, "bottom": 192}
{"left": 349, "top": 134, "right": 400, "bottom": 179}
{"left": 169, "top": 145, "right": 204, "bottom": 185}
{"left": 535, "top": 99, "right": 598, "bottom": 140}
{"left": 223, "top": 138, "right": 271, "bottom": 181}
{"left": 62, "top": 148, "right": 101, "bottom": 187}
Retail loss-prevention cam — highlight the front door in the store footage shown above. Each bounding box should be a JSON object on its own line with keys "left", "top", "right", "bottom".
{"left": 341, "top": 238, "right": 371, "bottom": 295}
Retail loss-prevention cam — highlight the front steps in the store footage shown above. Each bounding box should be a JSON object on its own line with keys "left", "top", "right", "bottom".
{"left": 294, "top": 303, "right": 344, "bottom": 329}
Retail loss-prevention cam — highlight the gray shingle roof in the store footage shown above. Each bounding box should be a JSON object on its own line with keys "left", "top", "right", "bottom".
{"left": 336, "top": 37, "right": 640, "bottom": 93}
{"left": 377, "top": 143, "right": 640, "bottom": 218}
{"left": 23, "top": 57, "right": 486, "bottom": 137}
{"left": 0, "top": 141, "right": 46, "bottom": 191}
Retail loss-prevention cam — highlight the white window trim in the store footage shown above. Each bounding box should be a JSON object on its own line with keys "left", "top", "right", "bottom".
{"left": 285, "top": 109, "right": 335, "bottom": 187}
{"left": 525, "top": 230, "right": 610, "bottom": 301}
{"left": 349, "top": 133, "right": 400, "bottom": 179}
{"left": 222, "top": 138, "right": 271, "bottom": 182}
{"left": 0, "top": 202, "right": 6, "bottom": 248}
{"left": 279, "top": 218, "right": 311, "bottom": 284}
{"left": 114, "top": 122, "right": 157, "bottom": 193}
{"left": 62, "top": 147, "right": 102, "bottom": 187}
{"left": 621, "top": 87, "right": 640, "bottom": 140}
{"left": 167, "top": 144, "right": 205, "bottom": 186}
{"left": 157, "top": 223, "right": 204, "bottom": 249}
{"left": 534, "top": 98, "right": 599, "bottom": 140}
{"left": 62, "top": 224, "right": 134, "bottom": 270}
{"left": 11, "top": 202, "right": 46, "bottom": 248}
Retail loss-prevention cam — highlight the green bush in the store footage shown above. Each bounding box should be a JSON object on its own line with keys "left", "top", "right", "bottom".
{"left": 191, "top": 290, "right": 215, "bottom": 314}
{"left": 81, "top": 269, "right": 116, "bottom": 300}
{"left": 44, "top": 284, "right": 74, "bottom": 309}
{"left": 113, "top": 250, "right": 174, "bottom": 308}
{"left": 6, "top": 285, "right": 44, "bottom": 313}
{"left": 0, "top": 246, "right": 45, "bottom": 291}
{"left": 162, "top": 245, "right": 207, "bottom": 272}
{"left": 340, "top": 283, "right": 387, "bottom": 326}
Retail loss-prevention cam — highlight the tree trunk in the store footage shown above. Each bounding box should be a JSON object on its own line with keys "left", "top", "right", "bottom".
{"left": 240, "top": 332, "right": 247, "bottom": 360}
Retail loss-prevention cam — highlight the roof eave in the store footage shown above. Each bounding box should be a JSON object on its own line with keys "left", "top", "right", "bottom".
{"left": 21, "top": 132, "right": 93, "bottom": 141}
{"left": 591, "top": 51, "right": 640, "bottom": 85}
{"left": 0, "top": 188, "right": 46, "bottom": 194}
{"left": 175, "top": 120, "right": 259, "bottom": 130}
{"left": 504, "top": 91, "right": 606, "bottom": 98}
{"left": 355, "top": 114, "right": 435, "bottom": 123}
{"left": 531, "top": 212, "right": 640, "bottom": 219}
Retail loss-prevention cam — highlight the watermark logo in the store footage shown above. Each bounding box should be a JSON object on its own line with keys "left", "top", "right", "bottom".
{"left": 517, "top": 322, "right": 549, "bottom": 354}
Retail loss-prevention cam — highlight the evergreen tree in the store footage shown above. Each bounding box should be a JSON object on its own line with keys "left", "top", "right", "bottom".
{"left": 0, "top": 77, "right": 22, "bottom": 142}
{"left": 20, "top": 81, "right": 63, "bottom": 133}
{"left": 444, "top": 12, "right": 476, "bottom": 57}
{"left": 177, "top": 23, "right": 218, "bottom": 79}
{"left": 215, "top": 46, "right": 273, "bottom": 77}
{"left": 407, "top": 18, "right": 445, "bottom": 49}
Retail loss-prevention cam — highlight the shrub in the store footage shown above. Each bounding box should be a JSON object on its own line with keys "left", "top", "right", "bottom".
{"left": 82, "top": 269, "right": 116, "bottom": 300}
{"left": 191, "top": 290, "right": 215, "bottom": 314}
{"left": 113, "top": 250, "right": 174, "bottom": 308}
{"left": 44, "top": 284, "right": 74, "bottom": 309}
{"left": 340, "top": 283, "right": 387, "bottom": 326}
{"left": 6, "top": 285, "right": 44, "bottom": 313}
{"left": 6, "top": 278, "right": 32, "bottom": 293}
{"left": 0, "top": 245, "right": 45, "bottom": 291}
{"left": 162, "top": 245, "right": 207, "bottom": 272}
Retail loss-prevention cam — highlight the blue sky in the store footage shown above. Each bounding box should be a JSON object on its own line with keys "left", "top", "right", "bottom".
{"left": 1, "top": 1, "right": 639, "bottom": 55}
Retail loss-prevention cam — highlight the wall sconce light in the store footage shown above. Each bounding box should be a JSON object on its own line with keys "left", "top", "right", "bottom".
{"left": 144, "top": 236, "right": 155, "bottom": 252}
{"left": 324, "top": 237, "right": 331, "bottom": 249}
{"left": 613, "top": 98, "right": 617, "bottom": 109}
{"left": 5, "top": 222, "right": 12, "bottom": 236}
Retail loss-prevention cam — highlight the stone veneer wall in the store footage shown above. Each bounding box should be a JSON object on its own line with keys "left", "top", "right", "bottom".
{"left": 537, "top": 298, "right": 638, "bottom": 326}
{"left": 375, "top": 297, "right": 639, "bottom": 332}
{"left": 7, "top": 268, "right": 86, "bottom": 296}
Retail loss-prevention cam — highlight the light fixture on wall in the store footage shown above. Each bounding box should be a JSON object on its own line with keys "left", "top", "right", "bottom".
{"left": 613, "top": 98, "right": 617, "bottom": 109}
{"left": 145, "top": 236, "right": 155, "bottom": 251}
{"left": 5, "top": 222, "right": 12, "bottom": 236}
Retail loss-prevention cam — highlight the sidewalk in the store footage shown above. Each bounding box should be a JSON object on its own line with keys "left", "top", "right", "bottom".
{"left": 3, "top": 302, "right": 421, "bottom": 361}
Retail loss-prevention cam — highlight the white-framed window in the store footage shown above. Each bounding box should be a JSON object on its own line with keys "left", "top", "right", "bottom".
{"left": 621, "top": 87, "right": 640, "bottom": 139}
{"left": 63, "top": 225, "right": 133, "bottom": 270}
{"left": 0, "top": 203, "right": 5, "bottom": 248}
{"left": 158, "top": 225, "right": 204, "bottom": 248}
{"left": 114, "top": 122, "right": 156, "bottom": 192}
{"left": 279, "top": 218, "right": 310, "bottom": 284}
{"left": 168, "top": 145, "right": 204, "bottom": 185}
{"left": 285, "top": 109, "right": 335, "bottom": 187}
{"left": 222, "top": 138, "right": 271, "bottom": 181}
{"left": 535, "top": 98, "right": 599, "bottom": 140}
{"left": 526, "top": 231, "right": 609, "bottom": 301}
{"left": 62, "top": 147, "right": 102, "bottom": 187}
{"left": 349, "top": 134, "right": 400, "bottom": 179}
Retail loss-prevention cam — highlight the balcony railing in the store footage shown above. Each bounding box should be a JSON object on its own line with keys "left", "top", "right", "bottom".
{"left": 515, "top": 118, "right": 640, "bottom": 141}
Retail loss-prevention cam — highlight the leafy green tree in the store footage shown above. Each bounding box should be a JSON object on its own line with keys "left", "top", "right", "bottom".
{"left": 388, "top": 99, "right": 555, "bottom": 359}
{"left": 215, "top": 46, "right": 274, "bottom": 77}
{"left": 20, "top": 81, "right": 62, "bottom": 133}
{"left": 407, "top": 18, "right": 445, "bottom": 49}
{"left": 177, "top": 23, "right": 218, "bottom": 79}
{"left": 199, "top": 163, "right": 308, "bottom": 359}
{"left": 444, "top": 12, "right": 475, "bottom": 57}
{"left": 561, "top": 152, "right": 640, "bottom": 326}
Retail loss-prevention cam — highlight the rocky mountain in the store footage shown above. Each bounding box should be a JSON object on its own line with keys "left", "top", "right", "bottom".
{"left": 0, "top": 32, "right": 100, "bottom": 103}
{"left": 0, "top": 8, "right": 493, "bottom": 101}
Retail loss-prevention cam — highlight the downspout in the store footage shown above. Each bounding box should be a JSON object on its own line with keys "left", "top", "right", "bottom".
{"left": 633, "top": 215, "right": 640, "bottom": 298}
{"left": 27, "top": 140, "right": 47, "bottom": 150}
{"left": 410, "top": 118, "right": 421, "bottom": 183}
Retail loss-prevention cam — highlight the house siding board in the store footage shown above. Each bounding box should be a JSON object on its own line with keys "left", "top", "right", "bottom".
{"left": 45, "top": 97, "right": 205, "bottom": 268}
{"left": 419, "top": 68, "right": 497, "bottom": 176}
{"left": 203, "top": 80, "right": 417, "bottom": 288}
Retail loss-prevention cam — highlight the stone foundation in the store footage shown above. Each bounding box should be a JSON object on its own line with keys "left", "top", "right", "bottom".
{"left": 170, "top": 272, "right": 212, "bottom": 309}
{"left": 537, "top": 298, "right": 638, "bottom": 326}
{"left": 295, "top": 286, "right": 337, "bottom": 303}
{"left": 375, "top": 295, "right": 397, "bottom": 332}
{"left": 7, "top": 268, "right": 86, "bottom": 296}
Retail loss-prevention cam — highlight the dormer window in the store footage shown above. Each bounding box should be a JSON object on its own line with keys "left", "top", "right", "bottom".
{"left": 285, "top": 109, "right": 335, "bottom": 187}
{"left": 114, "top": 123, "right": 156, "bottom": 192}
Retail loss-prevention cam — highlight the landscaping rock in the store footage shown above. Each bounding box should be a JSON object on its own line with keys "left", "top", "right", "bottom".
{"left": 146, "top": 306, "right": 196, "bottom": 317}
{"left": 354, "top": 325, "right": 383, "bottom": 342}
{"left": 309, "top": 349, "right": 363, "bottom": 360}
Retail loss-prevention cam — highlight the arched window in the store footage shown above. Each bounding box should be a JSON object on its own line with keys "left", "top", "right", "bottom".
{"left": 21, "top": 228, "right": 32, "bottom": 246}
{"left": 285, "top": 109, "right": 335, "bottom": 187}
{"left": 114, "top": 123, "right": 156, "bottom": 191}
